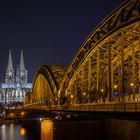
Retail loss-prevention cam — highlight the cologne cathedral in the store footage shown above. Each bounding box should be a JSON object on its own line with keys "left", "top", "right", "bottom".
{"left": 0, "top": 50, "right": 32, "bottom": 106}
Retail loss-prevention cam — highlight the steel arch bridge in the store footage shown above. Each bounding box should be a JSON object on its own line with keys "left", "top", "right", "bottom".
{"left": 27, "top": 0, "right": 140, "bottom": 107}
{"left": 30, "top": 65, "right": 67, "bottom": 106}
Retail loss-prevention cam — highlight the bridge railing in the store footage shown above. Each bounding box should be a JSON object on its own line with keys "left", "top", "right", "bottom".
{"left": 66, "top": 102, "right": 140, "bottom": 112}
{"left": 23, "top": 101, "right": 140, "bottom": 112}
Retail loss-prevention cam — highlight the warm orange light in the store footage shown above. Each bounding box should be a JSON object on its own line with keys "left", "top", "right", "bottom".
{"left": 114, "top": 85, "right": 117, "bottom": 89}
{"left": 9, "top": 112, "right": 15, "bottom": 117}
{"left": 10, "top": 113, "right": 14, "bottom": 116}
{"left": 70, "top": 95, "right": 74, "bottom": 98}
{"left": 41, "top": 120, "right": 53, "bottom": 140}
{"left": 20, "top": 128, "right": 26, "bottom": 136}
{"left": 21, "top": 112, "right": 25, "bottom": 116}
{"left": 130, "top": 82, "right": 134, "bottom": 87}
{"left": 101, "top": 89, "right": 104, "bottom": 92}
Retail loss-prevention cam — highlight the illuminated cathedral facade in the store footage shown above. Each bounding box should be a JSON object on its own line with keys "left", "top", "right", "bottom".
{"left": 0, "top": 50, "right": 32, "bottom": 106}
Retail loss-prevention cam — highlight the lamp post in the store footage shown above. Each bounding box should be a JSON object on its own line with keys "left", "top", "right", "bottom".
{"left": 113, "top": 85, "right": 119, "bottom": 102}
{"left": 130, "top": 82, "right": 135, "bottom": 101}
{"left": 70, "top": 95, "right": 73, "bottom": 104}
{"left": 82, "top": 92, "right": 86, "bottom": 103}
{"left": 100, "top": 89, "right": 104, "bottom": 102}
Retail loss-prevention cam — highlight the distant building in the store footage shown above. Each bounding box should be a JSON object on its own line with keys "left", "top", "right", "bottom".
{"left": 0, "top": 50, "right": 32, "bottom": 106}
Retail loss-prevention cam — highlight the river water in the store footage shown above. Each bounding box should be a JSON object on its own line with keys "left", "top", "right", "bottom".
{"left": 0, "top": 118, "right": 140, "bottom": 140}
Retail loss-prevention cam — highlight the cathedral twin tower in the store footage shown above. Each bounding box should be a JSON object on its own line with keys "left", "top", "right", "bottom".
{"left": 5, "top": 50, "right": 27, "bottom": 84}
{"left": 0, "top": 50, "right": 32, "bottom": 106}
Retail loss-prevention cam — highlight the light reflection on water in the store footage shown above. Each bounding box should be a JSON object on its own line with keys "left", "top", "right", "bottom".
{"left": 0, "top": 124, "right": 27, "bottom": 140}
{"left": 41, "top": 119, "right": 140, "bottom": 140}
{"left": 41, "top": 120, "right": 53, "bottom": 140}
{"left": 0, "top": 119, "right": 140, "bottom": 140}
{"left": 20, "top": 127, "right": 26, "bottom": 136}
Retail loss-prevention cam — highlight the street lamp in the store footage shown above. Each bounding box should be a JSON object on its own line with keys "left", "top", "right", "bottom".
{"left": 70, "top": 95, "right": 73, "bottom": 98}
{"left": 129, "top": 82, "right": 135, "bottom": 100}
{"left": 100, "top": 89, "right": 104, "bottom": 102}
{"left": 113, "top": 84, "right": 119, "bottom": 97}
{"left": 21, "top": 111, "right": 25, "bottom": 117}
{"left": 83, "top": 92, "right": 86, "bottom": 96}
{"left": 130, "top": 82, "right": 134, "bottom": 87}
{"left": 114, "top": 85, "right": 118, "bottom": 89}
{"left": 100, "top": 89, "right": 104, "bottom": 92}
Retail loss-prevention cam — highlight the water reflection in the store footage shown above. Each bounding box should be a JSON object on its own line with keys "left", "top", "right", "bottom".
{"left": 52, "top": 120, "right": 102, "bottom": 140}
{"left": 9, "top": 124, "right": 14, "bottom": 140}
{"left": 40, "top": 119, "right": 140, "bottom": 140}
{"left": 0, "top": 124, "right": 27, "bottom": 140}
{"left": 0, "top": 118, "right": 140, "bottom": 140}
{"left": 1, "top": 124, "right": 6, "bottom": 140}
{"left": 41, "top": 120, "right": 53, "bottom": 140}
{"left": 20, "top": 127, "right": 26, "bottom": 136}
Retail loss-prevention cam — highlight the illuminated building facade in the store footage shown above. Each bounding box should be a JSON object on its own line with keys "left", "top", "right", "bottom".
{"left": 0, "top": 50, "right": 32, "bottom": 106}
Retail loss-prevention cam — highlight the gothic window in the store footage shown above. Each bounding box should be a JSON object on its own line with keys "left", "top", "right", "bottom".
{"left": 21, "top": 72, "right": 25, "bottom": 80}
{"left": 8, "top": 70, "right": 13, "bottom": 80}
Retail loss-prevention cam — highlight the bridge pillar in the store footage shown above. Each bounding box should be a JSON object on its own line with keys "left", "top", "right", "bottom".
{"left": 88, "top": 57, "right": 92, "bottom": 102}
{"left": 81, "top": 65, "right": 84, "bottom": 103}
{"left": 132, "top": 40, "right": 136, "bottom": 100}
{"left": 119, "top": 29, "right": 125, "bottom": 101}
{"left": 138, "top": 21, "right": 140, "bottom": 94}
{"left": 107, "top": 39, "right": 112, "bottom": 102}
{"left": 97, "top": 48, "right": 100, "bottom": 102}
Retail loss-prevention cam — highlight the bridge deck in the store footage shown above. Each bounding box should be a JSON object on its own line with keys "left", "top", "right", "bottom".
{"left": 23, "top": 102, "right": 140, "bottom": 113}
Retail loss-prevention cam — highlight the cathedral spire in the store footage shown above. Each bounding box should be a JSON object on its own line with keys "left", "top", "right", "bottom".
{"left": 20, "top": 50, "right": 25, "bottom": 70}
{"left": 19, "top": 50, "right": 28, "bottom": 83}
{"left": 5, "top": 50, "right": 14, "bottom": 83}
{"left": 7, "top": 50, "right": 13, "bottom": 71}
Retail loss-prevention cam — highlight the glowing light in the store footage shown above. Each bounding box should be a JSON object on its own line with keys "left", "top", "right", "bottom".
{"left": 70, "top": 95, "right": 74, "bottom": 98}
{"left": 130, "top": 82, "right": 134, "bottom": 87}
{"left": 9, "top": 112, "right": 15, "bottom": 117}
{"left": 21, "top": 112, "right": 25, "bottom": 116}
{"left": 40, "top": 118, "right": 43, "bottom": 121}
{"left": 20, "top": 128, "right": 26, "bottom": 136}
{"left": 114, "top": 85, "right": 117, "bottom": 89}
{"left": 41, "top": 120, "right": 53, "bottom": 140}
{"left": 101, "top": 89, "right": 104, "bottom": 92}
{"left": 83, "top": 92, "right": 86, "bottom": 96}
{"left": 10, "top": 113, "right": 14, "bottom": 116}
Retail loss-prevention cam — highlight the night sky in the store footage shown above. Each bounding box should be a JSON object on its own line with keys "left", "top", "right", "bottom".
{"left": 0, "top": 0, "right": 124, "bottom": 83}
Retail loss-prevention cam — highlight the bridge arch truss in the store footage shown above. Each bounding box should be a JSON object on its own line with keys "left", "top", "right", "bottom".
{"left": 59, "top": 0, "right": 140, "bottom": 104}
{"left": 29, "top": 65, "right": 67, "bottom": 106}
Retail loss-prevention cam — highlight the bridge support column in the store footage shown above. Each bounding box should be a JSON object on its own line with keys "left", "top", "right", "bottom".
{"left": 139, "top": 22, "right": 140, "bottom": 96}
{"left": 107, "top": 39, "right": 112, "bottom": 102}
{"left": 97, "top": 48, "right": 100, "bottom": 102}
{"left": 81, "top": 65, "right": 84, "bottom": 103}
{"left": 132, "top": 42, "right": 135, "bottom": 100}
{"left": 75, "top": 76, "right": 79, "bottom": 104}
{"left": 111, "top": 62, "right": 114, "bottom": 101}
{"left": 120, "top": 29, "right": 125, "bottom": 101}
{"left": 88, "top": 57, "right": 92, "bottom": 102}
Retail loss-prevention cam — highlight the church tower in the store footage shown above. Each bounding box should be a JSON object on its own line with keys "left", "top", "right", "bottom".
{"left": 1, "top": 50, "right": 32, "bottom": 106}
{"left": 5, "top": 50, "right": 14, "bottom": 83}
{"left": 19, "top": 50, "right": 28, "bottom": 83}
